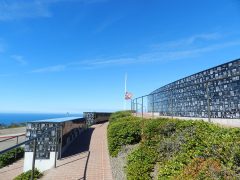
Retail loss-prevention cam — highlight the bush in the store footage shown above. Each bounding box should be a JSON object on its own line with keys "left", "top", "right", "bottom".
{"left": 109, "top": 110, "right": 132, "bottom": 123}
{"left": 8, "top": 123, "right": 26, "bottom": 128}
{"left": 175, "top": 157, "right": 236, "bottom": 179}
{"left": 125, "top": 118, "right": 240, "bottom": 179}
{"left": 108, "top": 111, "right": 240, "bottom": 179}
{"left": 0, "top": 123, "right": 26, "bottom": 129}
{"left": 108, "top": 118, "right": 141, "bottom": 156}
{"left": 126, "top": 144, "right": 158, "bottom": 180}
{"left": 158, "top": 121, "right": 240, "bottom": 179}
{"left": 0, "top": 147, "right": 24, "bottom": 168}
{"left": 143, "top": 119, "right": 176, "bottom": 146}
{"left": 126, "top": 119, "right": 181, "bottom": 179}
{"left": 14, "top": 168, "right": 43, "bottom": 180}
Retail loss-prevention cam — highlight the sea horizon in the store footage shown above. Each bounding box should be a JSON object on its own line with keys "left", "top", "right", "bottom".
{"left": 0, "top": 112, "right": 83, "bottom": 125}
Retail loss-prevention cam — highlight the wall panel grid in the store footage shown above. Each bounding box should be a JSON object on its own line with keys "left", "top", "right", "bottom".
{"left": 148, "top": 59, "right": 240, "bottom": 119}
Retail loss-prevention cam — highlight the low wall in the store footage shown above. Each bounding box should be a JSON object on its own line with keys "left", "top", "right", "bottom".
{"left": 159, "top": 116, "right": 240, "bottom": 128}
{"left": 135, "top": 113, "right": 240, "bottom": 128}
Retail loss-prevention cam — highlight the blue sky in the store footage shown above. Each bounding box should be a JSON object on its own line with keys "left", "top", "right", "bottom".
{"left": 0, "top": 0, "right": 240, "bottom": 113}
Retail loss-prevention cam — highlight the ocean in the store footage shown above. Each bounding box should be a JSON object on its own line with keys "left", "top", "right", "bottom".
{"left": 0, "top": 113, "right": 83, "bottom": 125}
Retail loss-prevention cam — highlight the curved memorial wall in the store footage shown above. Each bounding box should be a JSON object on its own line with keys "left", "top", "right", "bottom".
{"left": 149, "top": 59, "right": 240, "bottom": 119}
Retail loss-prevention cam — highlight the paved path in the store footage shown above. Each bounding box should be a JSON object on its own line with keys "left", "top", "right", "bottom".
{"left": 0, "top": 127, "right": 26, "bottom": 151}
{"left": 42, "top": 122, "right": 113, "bottom": 180}
{"left": 0, "top": 128, "right": 26, "bottom": 179}
{"left": 86, "top": 123, "right": 112, "bottom": 180}
{"left": 0, "top": 127, "right": 26, "bottom": 135}
{"left": 0, "top": 135, "right": 25, "bottom": 151}
{"left": 0, "top": 122, "right": 112, "bottom": 180}
{"left": 0, "top": 159, "right": 24, "bottom": 180}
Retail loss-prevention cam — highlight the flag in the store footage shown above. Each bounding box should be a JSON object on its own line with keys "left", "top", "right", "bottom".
{"left": 125, "top": 91, "right": 133, "bottom": 100}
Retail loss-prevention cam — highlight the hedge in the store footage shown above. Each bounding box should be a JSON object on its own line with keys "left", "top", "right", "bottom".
{"left": 0, "top": 147, "right": 24, "bottom": 168}
{"left": 109, "top": 110, "right": 133, "bottom": 123}
{"left": 127, "top": 144, "right": 158, "bottom": 180}
{"left": 107, "top": 116, "right": 141, "bottom": 156}
{"left": 128, "top": 119, "right": 240, "bottom": 179}
{"left": 108, "top": 111, "right": 240, "bottom": 179}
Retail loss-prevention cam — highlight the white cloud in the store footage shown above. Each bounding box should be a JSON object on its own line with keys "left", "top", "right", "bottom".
{"left": 0, "top": 0, "right": 108, "bottom": 21}
{"left": 10, "top": 55, "right": 27, "bottom": 65}
{"left": 31, "top": 65, "right": 66, "bottom": 73}
{"left": 184, "top": 33, "right": 221, "bottom": 44}
{"left": 29, "top": 32, "right": 240, "bottom": 73}
{"left": 0, "top": 1, "right": 51, "bottom": 21}
{"left": 82, "top": 57, "right": 135, "bottom": 66}
{"left": 151, "top": 32, "right": 221, "bottom": 50}
{"left": 76, "top": 38, "right": 240, "bottom": 68}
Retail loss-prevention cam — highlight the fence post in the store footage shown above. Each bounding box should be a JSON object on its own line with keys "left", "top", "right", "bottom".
{"left": 132, "top": 99, "right": 135, "bottom": 112}
{"left": 15, "top": 136, "right": 19, "bottom": 159}
{"left": 141, "top": 96, "right": 145, "bottom": 142}
{"left": 206, "top": 82, "right": 211, "bottom": 122}
{"left": 131, "top": 100, "right": 132, "bottom": 112}
{"left": 136, "top": 98, "right": 138, "bottom": 116}
{"left": 152, "top": 94, "right": 154, "bottom": 118}
{"left": 132, "top": 100, "right": 134, "bottom": 112}
{"left": 141, "top": 96, "right": 144, "bottom": 119}
{"left": 31, "top": 139, "right": 37, "bottom": 180}
{"left": 171, "top": 89, "right": 173, "bottom": 119}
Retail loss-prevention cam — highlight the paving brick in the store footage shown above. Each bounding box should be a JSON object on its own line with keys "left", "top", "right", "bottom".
{"left": 42, "top": 122, "right": 113, "bottom": 180}
{"left": 0, "top": 122, "right": 113, "bottom": 180}
{"left": 0, "top": 159, "right": 24, "bottom": 180}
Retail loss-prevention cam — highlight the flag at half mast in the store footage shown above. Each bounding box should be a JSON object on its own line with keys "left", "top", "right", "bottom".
{"left": 125, "top": 91, "right": 133, "bottom": 100}
{"left": 124, "top": 73, "right": 133, "bottom": 100}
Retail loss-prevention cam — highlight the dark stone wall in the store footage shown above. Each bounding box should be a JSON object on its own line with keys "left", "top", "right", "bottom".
{"left": 83, "top": 112, "right": 112, "bottom": 125}
{"left": 25, "top": 123, "right": 58, "bottom": 159}
{"left": 25, "top": 118, "right": 86, "bottom": 159}
{"left": 148, "top": 59, "right": 240, "bottom": 119}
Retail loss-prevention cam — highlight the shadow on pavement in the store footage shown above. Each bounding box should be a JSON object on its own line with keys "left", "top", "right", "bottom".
{"left": 61, "top": 127, "right": 95, "bottom": 159}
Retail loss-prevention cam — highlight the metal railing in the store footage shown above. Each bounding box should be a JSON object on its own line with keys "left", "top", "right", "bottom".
{"left": 0, "top": 133, "right": 25, "bottom": 159}
{"left": 0, "top": 125, "right": 62, "bottom": 180}
{"left": 131, "top": 72, "right": 240, "bottom": 122}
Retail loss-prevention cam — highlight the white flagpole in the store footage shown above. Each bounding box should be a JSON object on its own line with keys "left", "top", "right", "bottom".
{"left": 124, "top": 73, "right": 127, "bottom": 110}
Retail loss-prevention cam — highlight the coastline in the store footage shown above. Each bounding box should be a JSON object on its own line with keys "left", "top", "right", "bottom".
{"left": 0, "top": 113, "right": 83, "bottom": 125}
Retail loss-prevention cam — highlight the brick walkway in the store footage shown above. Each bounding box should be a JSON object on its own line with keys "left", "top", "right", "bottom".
{"left": 42, "top": 122, "right": 113, "bottom": 180}
{"left": 0, "top": 159, "right": 24, "bottom": 180}
{"left": 86, "top": 123, "right": 112, "bottom": 180}
{"left": 0, "top": 122, "right": 112, "bottom": 180}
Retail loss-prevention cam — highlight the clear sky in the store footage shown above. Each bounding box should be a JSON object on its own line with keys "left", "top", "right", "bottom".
{"left": 0, "top": 0, "right": 240, "bottom": 113}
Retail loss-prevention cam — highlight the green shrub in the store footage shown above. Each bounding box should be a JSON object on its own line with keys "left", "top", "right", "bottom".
{"left": 143, "top": 119, "right": 179, "bottom": 144}
{"left": 127, "top": 144, "right": 158, "bottom": 180}
{"left": 14, "top": 168, "right": 43, "bottom": 180}
{"left": 0, "top": 123, "right": 26, "bottom": 129}
{"left": 126, "top": 119, "right": 181, "bottom": 179}
{"left": 0, "top": 147, "right": 24, "bottom": 168}
{"left": 108, "top": 119, "right": 141, "bottom": 156}
{"left": 108, "top": 111, "right": 240, "bottom": 179}
{"left": 8, "top": 123, "right": 26, "bottom": 128}
{"left": 109, "top": 110, "right": 132, "bottom": 123}
{"left": 175, "top": 157, "right": 237, "bottom": 180}
{"left": 125, "top": 118, "right": 240, "bottom": 179}
{"left": 158, "top": 121, "right": 240, "bottom": 179}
